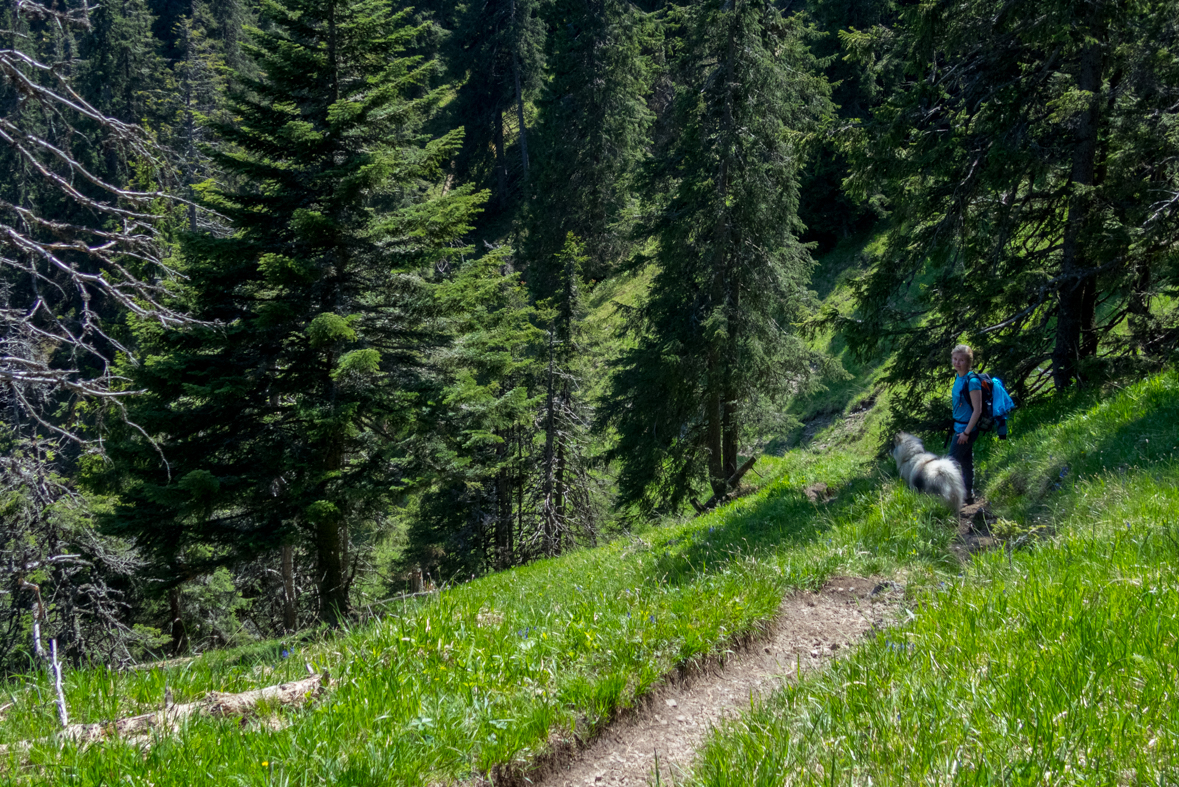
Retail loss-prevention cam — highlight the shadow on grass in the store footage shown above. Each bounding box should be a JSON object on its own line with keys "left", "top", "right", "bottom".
{"left": 644, "top": 468, "right": 886, "bottom": 588}
{"left": 190, "top": 627, "right": 328, "bottom": 672}
{"left": 983, "top": 375, "right": 1179, "bottom": 515}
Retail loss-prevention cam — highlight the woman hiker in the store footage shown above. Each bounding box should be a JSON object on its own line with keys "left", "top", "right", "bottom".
{"left": 950, "top": 343, "right": 982, "bottom": 505}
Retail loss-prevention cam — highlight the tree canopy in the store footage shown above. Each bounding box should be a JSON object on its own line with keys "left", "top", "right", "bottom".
{"left": 827, "top": 0, "right": 1179, "bottom": 410}
{"left": 600, "top": 0, "right": 833, "bottom": 512}
{"left": 102, "top": 0, "right": 486, "bottom": 625}
{"left": 6, "top": 0, "right": 1179, "bottom": 657}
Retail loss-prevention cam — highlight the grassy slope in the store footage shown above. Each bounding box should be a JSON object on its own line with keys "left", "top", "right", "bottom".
{"left": 685, "top": 372, "right": 1179, "bottom": 785}
{"left": 3, "top": 444, "right": 932, "bottom": 785}
{"left": 5, "top": 391, "right": 975, "bottom": 785}
{"left": 9, "top": 236, "right": 1175, "bottom": 785}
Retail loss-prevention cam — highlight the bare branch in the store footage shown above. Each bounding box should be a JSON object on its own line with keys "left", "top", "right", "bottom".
{"left": 1, "top": 3, "right": 215, "bottom": 443}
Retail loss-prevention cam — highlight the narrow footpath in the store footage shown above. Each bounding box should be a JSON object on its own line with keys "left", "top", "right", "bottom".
{"left": 533, "top": 577, "right": 901, "bottom": 787}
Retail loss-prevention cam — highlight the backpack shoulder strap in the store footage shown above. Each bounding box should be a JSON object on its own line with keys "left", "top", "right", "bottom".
{"left": 959, "top": 371, "right": 977, "bottom": 404}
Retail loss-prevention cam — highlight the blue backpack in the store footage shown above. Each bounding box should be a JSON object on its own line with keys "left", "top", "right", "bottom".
{"left": 959, "top": 371, "right": 1017, "bottom": 439}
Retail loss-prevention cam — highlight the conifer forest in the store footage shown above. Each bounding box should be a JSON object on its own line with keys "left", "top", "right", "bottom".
{"left": 3, "top": 0, "right": 1179, "bottom": 672}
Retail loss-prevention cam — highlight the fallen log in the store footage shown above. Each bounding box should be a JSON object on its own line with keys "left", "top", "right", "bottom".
{"left": 0, "top": 672, "right": 329, "bottom": 756}
{"left": 695, "top": 456, "right": 759, "bottom": 515}
{"left": 726, "top": 456, "right": 758, "bottom": 490}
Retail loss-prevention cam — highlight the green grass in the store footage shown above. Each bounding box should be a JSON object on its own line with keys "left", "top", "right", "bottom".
{"left": 1, "top": 423, "right": 971, "bottom": 785}
{"left": 683, "top": 371, "right": 1179, "bottom": 786}
{"left": 13, "top": 289, "right": 1175, "bottom": 785}
{"left": 778, "top": 230, "right": 888, "bottom": 436}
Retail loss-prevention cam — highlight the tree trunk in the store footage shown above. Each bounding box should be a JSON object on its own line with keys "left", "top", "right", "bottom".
{"left": 312, "top": 0, "right": 350, "bottom": 629}
{"left": 515, "top": 427, "right": 523, "bottom": 560}
{"left": 1052, "top": 38, "right": 1103, "bottom": 389}
{"left": 315, "top": 408, "right": 348, "bottom": 626}
{"left": 495, "top": 109, "right": 509, "bottom": 205}
{"left": 542, "top": 332, "right": 557, "bottom": 555}
{"left": 495, "top": 434, "right": 513, "bottom": 570}
{"left": 316, "top": 510, "right": 348, "bottom": 626}
{"left": 169, "top": 586, "right": 188, "bottom": 656}
{"left": 707, "top": 7, "right": 738, "bottom": 500}
{"left": 554, "top": 426, "right": 568, "bottom": 554}
{"left": 509, "top": 0, "right": 529, "bottom": 181}
{"left": 181, "top": 26, "right": 198, "bottom": 234}
{"left": 705, "top": 350, "right": 725, "bottom": 498}
{"left": 722, "top": 276, "right": 740, "bottom": 480}
{"left": 281, "top": 545, "right": 297, "bottom": 632}
{"left": 1079, "top": 274, "right": 1099, "bottom": 359}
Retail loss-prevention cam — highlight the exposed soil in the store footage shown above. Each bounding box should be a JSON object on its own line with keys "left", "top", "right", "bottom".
{"left": 530, "top": 577, "right": 901, "bottom": 787}
{"left": 950, "top": 498, "right": 1002, "bottom": 561}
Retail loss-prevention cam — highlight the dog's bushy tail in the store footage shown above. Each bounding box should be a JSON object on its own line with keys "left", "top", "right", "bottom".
{"left": 943, "top": 476, "right": 965, "bottom": 513}
{"left": 929, "top": 459, "right": 966, "bottom": 512}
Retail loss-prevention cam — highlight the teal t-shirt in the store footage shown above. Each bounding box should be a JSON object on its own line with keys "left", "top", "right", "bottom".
{"left": 952, "top": 373, "right": 982, "bottom": 433}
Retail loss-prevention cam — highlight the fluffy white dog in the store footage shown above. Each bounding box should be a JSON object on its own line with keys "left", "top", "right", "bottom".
{"left": 892, "top": 432, "right": 965, "bottom": 512}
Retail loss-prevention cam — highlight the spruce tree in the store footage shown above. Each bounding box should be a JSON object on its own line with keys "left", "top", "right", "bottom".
{"left": 829, "top": 0, "right": 1179, "bottom": 401}
{"left": 600, "top": 0, "right": 833, "bottom": 512}
{"left": 446, "top": 0, "right": 545, "bottom": 217}
{"left": 406, "top": 250, "right": 544, "bottom": 578}
{"left": 104, "top": 0, "right": 486, "bottom": 625}
{"left": 799, "top": 0, "right": 898, "bottom": 253}
{"left": 78, "top": 0, "right": 169, "bottom": 127}
{"left": 522, "top": 0, "right": 656, "bottom": 290}
{"left": 164, "top": 3, "right": 228, "bottom": 232}
{"left": 539, "top": 234, "right": 598, "bottom": 553}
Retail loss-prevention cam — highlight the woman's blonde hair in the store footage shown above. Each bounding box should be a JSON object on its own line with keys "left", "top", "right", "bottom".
{"left": 951, "top": 343, "right": 974, "bottom": 366}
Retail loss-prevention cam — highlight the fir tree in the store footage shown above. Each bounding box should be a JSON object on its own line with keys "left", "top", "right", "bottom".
{"left": 150, "top": 0, "right": 254, "bottom": 74}
{"left": 103, "top": 0, "right": 486, "bottom": 625}
{"left": 446, "top": 0, "right": 546, "bottom": 218}
{"left": 522, "top": 0, "right": 656, "bottom": 289}
{"left": 78, "top": 0, "right": 169, "bottom": 127}
{"left": 406, "top": 249, "right": 544, "bottom": 578}
{"left": 600, "top": 0, "right": 833, "bottom": 512}
{"left": 798, "top": 0, "right": 898, "bottom": 253}
{"left": 539, "top": 234, "right": 598, "bottom": 554}
{"left": 165, "top": 3, "right": 228, "bottom": 232}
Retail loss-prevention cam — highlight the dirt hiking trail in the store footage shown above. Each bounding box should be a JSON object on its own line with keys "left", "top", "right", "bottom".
{"left": 533, "top": 576, "right": 901, "bottom": 787}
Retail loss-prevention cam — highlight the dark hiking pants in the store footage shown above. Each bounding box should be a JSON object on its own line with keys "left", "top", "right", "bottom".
{"left": 948, "top": 429, "right": 979, "bottom": 500}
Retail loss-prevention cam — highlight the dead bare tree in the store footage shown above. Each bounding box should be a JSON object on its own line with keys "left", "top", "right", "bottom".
{"left": 0, "top": 441, "right": 151, "bottom": 670}
{"left": 1, "top": 0, "right": 200, "bottom": 668}
{"left": 2, "top": 1, "right": 193, "bottom": 443}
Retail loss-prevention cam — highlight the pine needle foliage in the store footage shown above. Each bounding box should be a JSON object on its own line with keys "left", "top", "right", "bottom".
{"left": 522, "top": 0, "right": 657, "bottom": 289}
{"left": 445, "top": 0, "right": 546, "bottom": 218}
{"left": 539, "top": 234, "right": 600, "bottom": 554}
{"left": 600, "top": 0, "right": 834, "bottom": 513}
{"left": 406, "top": 248, "right": 545, "bottom": 579}
{"left": 102, "top": 0, "right": 487, "bottom": 625}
